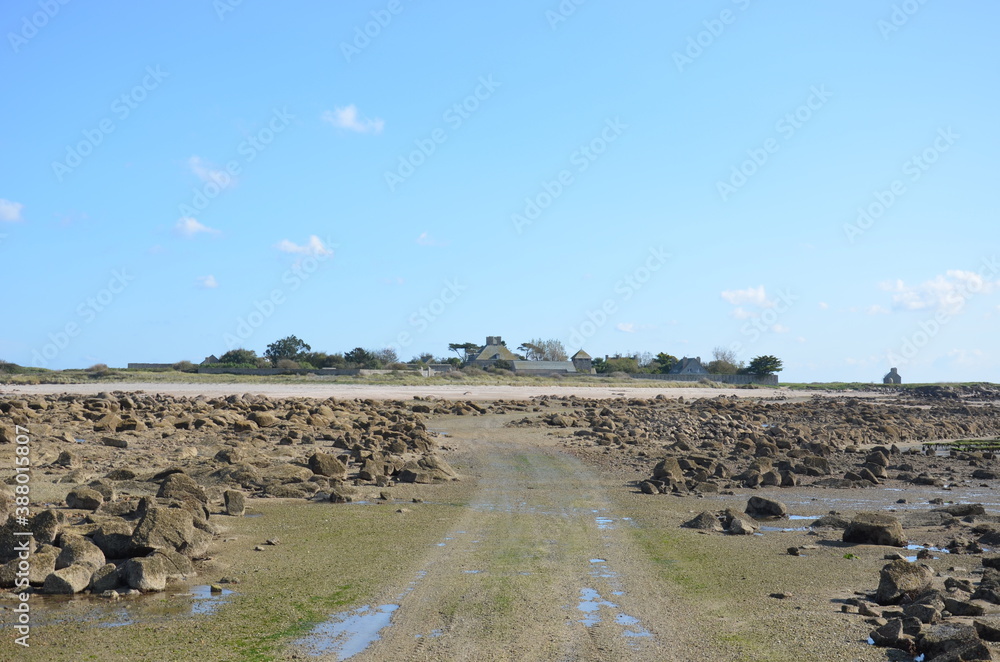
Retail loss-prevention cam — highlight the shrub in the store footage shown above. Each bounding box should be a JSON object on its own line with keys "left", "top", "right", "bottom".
{"left": 0, "top": 360, "right": 23, "bottom": 374}
{"left": 87, "top": 363, "right": 112, "bottom": 377}
{"left": 608, "top": 371, "right": 632, "bottom": 379}
{"left": 276, "top": 359, "right": 301, "bottom": 371}
{"left": 492, "top": 359, "right": 514, "bottom": 371}
{"left": 172, "top": 360, "right": 197, "bottom": 373}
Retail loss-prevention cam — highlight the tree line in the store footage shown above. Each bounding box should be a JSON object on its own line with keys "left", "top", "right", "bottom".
{"left": 211, "top": 336, "right": 783, "bottom": 376}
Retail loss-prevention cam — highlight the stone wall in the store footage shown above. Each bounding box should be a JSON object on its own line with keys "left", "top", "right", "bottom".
{"left": 627, "top": 373, "right": 779, "bottom": 386}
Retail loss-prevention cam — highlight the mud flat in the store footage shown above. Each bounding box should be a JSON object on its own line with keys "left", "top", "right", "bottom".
{"left": 0, "top": 385, "right": 998, "bottom": 660}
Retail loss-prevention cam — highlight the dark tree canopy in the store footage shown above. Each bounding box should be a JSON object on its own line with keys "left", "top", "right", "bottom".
{"left": 745, "top": 355, "right": 783, "bottom": 375}
{"left": 219, "top": 348, "right": 259, "bottom": 365}
{"left": 264, "top": 335, "right": 311, "bottom": 365}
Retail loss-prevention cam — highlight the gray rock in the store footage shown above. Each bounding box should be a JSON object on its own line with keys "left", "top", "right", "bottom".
{"left": 90, "top": 519, "right": 137, "bottom": 559}
{"left": 918, "top": 622, "right": 990, "bottom": 660}
{"left": 157, "top": 473, "right": 208, "bottom": 504}
{"left": 308, "top": 453, "right": 348, "bottom": 479}
{"left": 223, "top": 490, "right": 246, "bottom": 517}
{"left": 745, "top": 496, "right": 788, "bottom": 519}
{"left": 43, "top": 564, "right": 93, "bottom": 594}
{"left": 89, "top": 563, "right": 121, "bottom": 592}
{"left": 55, "top": 533, "right": 106, "bottom": 570}
{"left": 843, "top": 513, "right": 906, "bottom": 547}
{"left": 65, "top": 487, "right": 104, "bottom": 511}
{"left": 682, "top": 511, "right": 723, "bottom": 532}
{"left": 119, "top": 555, "right": 168, "bottom": 592}
{"left": 130, "top": 507, "right": 195, "bottom": 555}
{"left": 876, "top": 560, "right": 934, "bottom": 605}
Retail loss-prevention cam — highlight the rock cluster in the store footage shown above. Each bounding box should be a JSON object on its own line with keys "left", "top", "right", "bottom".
{"left": 860, "top": 554, "right": 1000, "bottom": 661}
{"left": 515, "top": 394, "right": 1000, "bottom": 495}
{"left": 0, "top": 392, "right": 464, "bottom": 598}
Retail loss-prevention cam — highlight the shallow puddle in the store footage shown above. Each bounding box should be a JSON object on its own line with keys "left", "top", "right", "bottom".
{"left": 295, "top": 604, "right": 399, "bottom": 659}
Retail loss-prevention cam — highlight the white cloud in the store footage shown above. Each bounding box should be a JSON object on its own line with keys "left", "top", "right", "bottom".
{"left": 0, "top": 199, "right": 24, "bottom": 222}
{"left": 321, "top": 105, "right": 384, "bottom": 134}
{"left": 188, "top": 156, "right": 236, "bottom": 188}
{"left": 275, "top": 235, "right": 334, "bottom": 256}
{"left": 731, "top": 307, "right": 755, "bottom": 320}
{"left": 721, "top": 285, "right": 772, "bottom": 307}
{"left": 866, "top": 305, "right": 890, "bottom": 315}
{"left": 772, "top": 324, "right": 790, "bottom": 333}
{"left": 796, "top": 336, "right": 806, "bottom": 343}
{"left": 946, "top": 348, "right": 985, "bottom": 366}
{"left": 416, "top": 232, "right": 449, "bottom": 247}
{"left": 818, "top": 302, "right": 829, "bottom": 310}
{"left": 616, "top": 323, "right": 636, "bottom": 333}
{"left": 198, "top": 275, "right": 219, "bottom": 289}
{"left": 881, "top": 270, "right": 998, "bottom": 315}
{"left": 175, "top": 217, "right": 220, "bottom": 237}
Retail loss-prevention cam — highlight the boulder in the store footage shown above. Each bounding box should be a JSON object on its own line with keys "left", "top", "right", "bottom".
{"left": 120, "top": 555, "right": 168, "bottom": 592}
{"left": 55, "top": 533, "right": 106, "bottom": 570}
{"left": 682, "top": 511, "right": 723, "bottom": 532}
{"left": 65, "top": 487, "right": 104, "bottom": 511}
{"left": 223, "top": 490, "right": 246, "bottom": 517}
{"left": 157, "top": 473, "right": 208, "bottom": 504}
{"left": 43, "top": 564, "right": 93, "bottom": 594}
{"left": 308, "top": 453, "right": 347, "bottom": 479}
{"left": 652, "top": 458, "right": 684, "bottom": 483}
{"left": 90, "top": 519, "right": 137, "bottom": 559}
{"left": 843, "top": 513, "right": 906, "bottom": 547}
{"left": 31, "top": 509, "right": 63, "bottom": 545}
{"left": 876, "top": 560, "right": 934, "bottom": 605}
{"left": 745, "top": 496, "right": 788, "bottom": 519}
{"left": 89, "top": 563, "right": 121, "bottom": 592}
{"left": 130, "top": 507, "right": 196, "bottom": 555}
{"left": 918, "top": 623, "right": 991, "bottom": 660}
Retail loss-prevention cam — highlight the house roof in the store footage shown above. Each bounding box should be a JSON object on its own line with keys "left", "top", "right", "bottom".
{"left": 571, "top": 350, "right": 591, "bottom": 359}
{"left": 669, "top": 356, "right": 707, "bottom": 374}
{"left": 472, "top": 344, "right": 517, "bottom": 361}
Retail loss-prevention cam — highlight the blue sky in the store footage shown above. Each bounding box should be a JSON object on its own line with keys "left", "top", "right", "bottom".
{"left": 2, "top": 0, "right": 997, "bottom": 382}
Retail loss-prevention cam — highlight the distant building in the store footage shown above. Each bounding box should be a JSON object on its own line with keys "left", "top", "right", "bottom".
{"left": 201, "top": 355, "right": 220, "bottom": 365}
{"left": 571, "top": 349, "right": 593, "bottom": 373}
{"left": 669, "top": 356, "right": 708, "bottom": 375}
{"left": 466, "top": 336, "right": 594, "bottom": 374}
{"left": 467, "top": 336, "right": 518, "bottom": 367}
{"left": 883, "top": 367, "right": 901, "bottom": 384}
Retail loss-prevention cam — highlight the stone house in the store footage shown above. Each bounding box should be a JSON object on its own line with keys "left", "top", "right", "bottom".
{"left": 883, "top": 367, "right": 901, "bottom": 384}
{"left": 669, "top": 357, "right": 708, "bottom": 375}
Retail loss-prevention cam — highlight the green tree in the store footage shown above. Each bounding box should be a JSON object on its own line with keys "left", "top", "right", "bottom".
{"left": 520, "top": 338, "right": 567, "bottom": 361}
{"left": 219, "top": 348, "right": 259, "bottom": 365}
{"left": 596, "top": 357, "right": 639, "bottom": 374}
{"left": 264, "top": 335, "right": 311, "bottom": 365}
{"left": 652, "top": 352, "right": 678, "bottom": 374}
{"left": 448, "top": 342, "right": 480, "bottom": 361}
{"left": 745, "top": 355, "right": 783, "bottom": 375}
{"left": 707, "top": 346, "right": 743, "bottom": 374}
{"left": 344, "top": 347, "right": 374, "bottom": 368}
